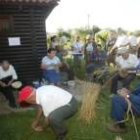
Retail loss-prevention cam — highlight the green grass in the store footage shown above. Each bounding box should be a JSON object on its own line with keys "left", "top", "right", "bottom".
{"left": 1, "top": 69, "right": 140, "bottom": 140}
{"left": 0, "top": 85, "right": 140, "bottom": 140}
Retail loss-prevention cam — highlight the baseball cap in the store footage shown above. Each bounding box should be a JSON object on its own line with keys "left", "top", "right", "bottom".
{"left": 18, "top": 86, "right": 33, "bottom": 103}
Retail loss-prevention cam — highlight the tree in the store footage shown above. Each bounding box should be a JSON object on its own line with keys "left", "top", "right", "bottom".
{"left": 92, "top": 25, "right": 101, "bottom": 35}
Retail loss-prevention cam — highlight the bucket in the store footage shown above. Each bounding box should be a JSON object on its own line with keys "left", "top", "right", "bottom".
{"left": 67, "top": 80, "right": 75, "bottom": 88}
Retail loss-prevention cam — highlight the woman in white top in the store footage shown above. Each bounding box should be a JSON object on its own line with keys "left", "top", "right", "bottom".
{"left": 41, "top": 48, "right": 62, "bottom": 86}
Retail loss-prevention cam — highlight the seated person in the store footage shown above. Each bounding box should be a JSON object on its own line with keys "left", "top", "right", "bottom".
{"left": 41, "top": 48, "right": 62, "bottom": 86}
{"left": 86, "top": 44, "right": 106, "bottom": 74}
{"left": 56, "top": 46, "right": 74, "bottom": 81}
{"left": 0, "top": 60, "right": 17, "bottom": 108}
{"left": 110, "top": 47, "right": 139, "bottom": 94}
{"left": 107, "top": 87, "right": 140, "bottom": 133}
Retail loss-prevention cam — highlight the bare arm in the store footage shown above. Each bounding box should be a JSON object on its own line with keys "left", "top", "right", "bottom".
{"left": 31, "top": 106, "right": 43, "bottom": 128}
{"left": 42, "top": 117, "right": 49, "bottom": 129}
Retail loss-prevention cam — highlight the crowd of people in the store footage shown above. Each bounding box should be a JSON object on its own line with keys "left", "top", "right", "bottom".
{"left": 1, "top": 28, "right": 140, "bottom": 140}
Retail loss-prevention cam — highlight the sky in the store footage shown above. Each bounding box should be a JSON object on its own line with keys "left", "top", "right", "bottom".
{"left": 45, "top": 0, "right": 140, "bottom": 33}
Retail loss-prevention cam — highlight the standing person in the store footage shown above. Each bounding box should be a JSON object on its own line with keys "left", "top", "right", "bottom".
{"left": 50, "top": 35, "right": 59, "bottom": 49}
{"left": 85, "top": 35, "right": 97, "bottom": 74}
{"left": 18, "top": 85, "right": 78, "bottom": 140}
{"left": 110, "top": 47, "right": 139, "bottom": 94}
{"left": 127, "top": 32, "right": 137, "bottom": 54}
{"left": 72, "top": 36, "right": 84, "bottom": 66}
{"left": 109, "top": 28, "right": 129, "bottom": 53}
{"left": 41, "top": 48, "right": 62, "bottom": 86}
{"left": 0, "top": 60, "right": 17, "bottom": 108}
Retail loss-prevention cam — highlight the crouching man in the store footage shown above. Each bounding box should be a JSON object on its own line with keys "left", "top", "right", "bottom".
{"left": 107, "top": 87, "right": 140, "bottom": 133}
{"left": 18, "top": 85, "right": 78, "bottom": 140}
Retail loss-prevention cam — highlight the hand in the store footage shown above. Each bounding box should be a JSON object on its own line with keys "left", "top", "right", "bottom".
{"left": 50, "top": 63, "right": 55, "bottom": 67}
{"left": 32, "top": 125, "right": 44, "bottom": 132}
{"left": 8, "top": 81, "right": 12, "bottom": 86}
{"left": 31, "top": 120, "right": 38, "bottom": 129}
{"left": 117, "top": 88, "right": 129, "bottom": 98}
{"left": 0, "top": 82, "right": 7, "bottom": 87}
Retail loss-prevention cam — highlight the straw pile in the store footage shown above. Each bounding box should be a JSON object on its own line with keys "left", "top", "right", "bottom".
{"left": 78, "top": 80, "right": 101, "bottom": 123}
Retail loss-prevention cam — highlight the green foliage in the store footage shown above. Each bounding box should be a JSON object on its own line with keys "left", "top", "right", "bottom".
{"left": 134, "top": 30, "right": 140, "bottom": 37}
{"left": 92, "top": 25, "right": 101, "bottom": 35}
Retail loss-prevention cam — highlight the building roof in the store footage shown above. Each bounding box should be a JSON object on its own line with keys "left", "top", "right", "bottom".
{"left": 0, "top": 0, "right": 59, "bottom": 5}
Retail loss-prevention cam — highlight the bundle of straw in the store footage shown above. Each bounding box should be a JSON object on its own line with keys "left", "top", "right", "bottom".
{"left": 78, "top": 81, "right": 101, "bottom": 123}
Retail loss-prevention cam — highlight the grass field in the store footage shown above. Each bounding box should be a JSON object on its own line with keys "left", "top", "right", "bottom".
{"left": 0, "top": 84, "right": 140, "bottom": 140}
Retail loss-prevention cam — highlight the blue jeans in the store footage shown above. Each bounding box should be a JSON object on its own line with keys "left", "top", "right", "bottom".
{"left": 111, "top": 94, "right": 140, "bottom": 121}
{"left": 42, "top": 69, "right": 61, "bottom": 84}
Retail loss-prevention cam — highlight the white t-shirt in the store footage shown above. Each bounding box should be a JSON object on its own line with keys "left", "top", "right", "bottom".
{"left": 115, "top": 34, "right": 129, "bottom": 48}
{"left": 115, "top": 54, "right": 139, "bottom": 69}
{"left": 42, "top": 56, "right": 61, "bottom": 70}
{"left": 0, "top": 65, "right": 18, "bottom": 80}
{"left": 128, "top": 35, "right": 137, "bottom": 46}
{"left": 73, "top": 41, "right": 83, "bottom": 53}
{"left": 86, "top": 43, "right": 93, "bottom": 52}
{"left": 36, "top": 85, "right": 72, "bottom": 117}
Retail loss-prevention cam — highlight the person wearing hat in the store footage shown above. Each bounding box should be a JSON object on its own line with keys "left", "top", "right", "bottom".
{"left": 110, "top": 47, "right": 139, "bottom": 94}
{"left": 0, "top": 60, "right": 18, "bottom": 108}
{"left": 18, "top": 85, "right": 78, "bottom": 140}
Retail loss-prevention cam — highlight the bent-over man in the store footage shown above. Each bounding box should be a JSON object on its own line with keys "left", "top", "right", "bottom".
{"left": 18, "top": 85, "right": 78, "bottom": 140}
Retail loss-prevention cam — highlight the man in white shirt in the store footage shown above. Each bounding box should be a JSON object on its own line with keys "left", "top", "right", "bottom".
{"left": 0, "top": 60, "right": 18, "bottom": 108}
{"left": 72, "top": 36, "right": 84, "bottom": 66}
{"left": 109, "top": 29, "right": 129, "bottom": 54}
{"left": 110, "top": 47, "right": 139, "bottom": 94}
{"left": 127, "top": 32, "right": 137, "bottom": 54}
{"left": 18, "top": 85, "right": 78, "bottom": 140}
{"left": 73, "top": 36, "right": 83, "bottom": 53}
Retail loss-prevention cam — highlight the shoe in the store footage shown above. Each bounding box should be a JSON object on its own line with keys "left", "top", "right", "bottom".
{"left": 56, "top": 135, "right": 65, "bottom": 140}
{"left": 56, "top": 131, "right": 67, "bottom": 140}
{"left": 106, "top": 124, "right": 126, "bottom": 133}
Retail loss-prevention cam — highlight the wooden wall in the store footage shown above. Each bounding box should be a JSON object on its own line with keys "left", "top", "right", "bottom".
{"left": 0, "top": 4, "right": 54, "bottom": 83}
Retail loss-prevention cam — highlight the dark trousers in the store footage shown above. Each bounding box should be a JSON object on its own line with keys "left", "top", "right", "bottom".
{"left": 48, "top": 97, "right": 78, "bottom": 136}
{"left": 110, "top": 73, "right": 136, "bottom": 94}
{"left": 60, "top": 67, "right": 74, "bottom": 81}
{"left": 0, "top": 86, "right": 16, "bottom": 108}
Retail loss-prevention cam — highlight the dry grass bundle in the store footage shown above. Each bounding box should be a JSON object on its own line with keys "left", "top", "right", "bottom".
{"left": 78, "top": 80, "right": 101, "bottom": 123}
